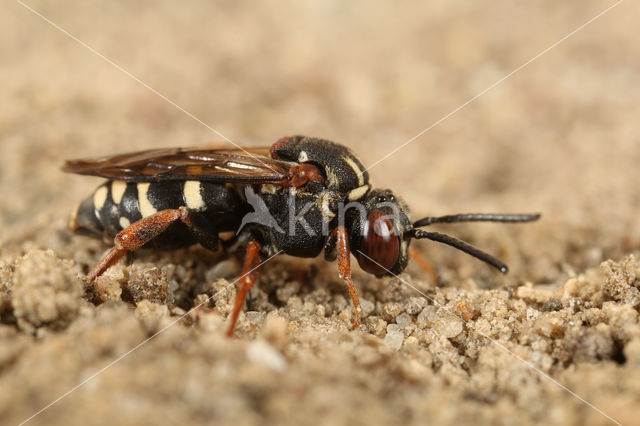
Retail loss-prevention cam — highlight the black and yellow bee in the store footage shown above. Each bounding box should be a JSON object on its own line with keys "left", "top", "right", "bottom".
{"left": 64, "top": 135, "right": 539, "bottom": 335}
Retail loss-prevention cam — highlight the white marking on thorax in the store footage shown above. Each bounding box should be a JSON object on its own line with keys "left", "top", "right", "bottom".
{"left": 260, "top": 184, "right": 280, "bottom": 195}
{"left": 348, "top": 185, "right": 370, "bottom": 201}
{"left": 325, "top": 166, "right": 340, "bottom": 188}
{"left": 119, "top": 217, "right": 131, "bottom": 229}
{"left": 298, "top": 151, "right": 309, "bottom": 162}
{"left": 343, "top": 156, "right": 365, "bottom": 186}
{"left": 110, "top": 181, "right": 127, "bottom": 204}
{"left": 183, "top": 180, "right": 205, "bottom": 210}
{"left": 137, "top": 182, "right": 157, "bottom": 217}
{"left": 93, "top": 185, "right": 108, "bottom": 211}
{"left": 319, "top": 192, "right": 336, "bottom": 220}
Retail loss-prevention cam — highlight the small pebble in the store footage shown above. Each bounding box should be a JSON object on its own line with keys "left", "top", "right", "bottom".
{"left": 526, "top": 307, "right": 540, "bottom": 321}
{"left": 405, "top": 297, "right": 427, "bottom": 315}
{"left": 246, "top": 340, "right": 287, "bottom": 372}
{"left": 277, "top": 281, "right": 301, "bottom": 303}
{"left": 360, "top": 298, "right": 375, "bottom": 317}
{"left": 435, "top": 316, "right": 463, "bottom": 338}
{"left": 384, "top": 324, "right": 404, "bottom": 351}
{"left": 395, "top": 312, "right": 413, "bottom": 328}
{"left": 382, "top": 302, "right": 403, "bottom": 322}
{"left": 245, "top": 311, "right": 265, "bottom": 327}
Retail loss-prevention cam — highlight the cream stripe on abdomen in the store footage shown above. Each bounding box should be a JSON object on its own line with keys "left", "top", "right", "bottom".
{"left": 119, "top": 217, "right": 131, "bottom": 229}
{"left": 183, "top": 180, "right": 205, "bottom": 210}
{"left": 111, "top": 181, "right": 127, "bottom": 204}
{"left": 137, "top": 182, "right": 157, "bottom": 217}
{"left": 93, "top": 185, "right": 108, "bottom": 211}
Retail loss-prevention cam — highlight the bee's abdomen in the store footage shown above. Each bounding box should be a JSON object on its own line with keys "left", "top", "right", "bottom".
{"left": 71, "top": 181, "right": 145, "bottom": 238}
{"left": 71, "top": 180, "right": 245, "bottom": 245}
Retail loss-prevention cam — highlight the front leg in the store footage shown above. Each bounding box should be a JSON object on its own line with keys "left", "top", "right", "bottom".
{"left": 334, "top": 226, "right": 362, "bottom": 330}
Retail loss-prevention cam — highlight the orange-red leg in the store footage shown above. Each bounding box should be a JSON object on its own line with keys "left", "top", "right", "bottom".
{"left": 227, "top": 240, "right": 261, "bottom": 337}
{"left": 87, "top": 208, "right": 189, "bottom": 282}
{"left": 409, "top": 246, "right": 439, "bottom": 284}
{"left": 335, "top": 226, "right": 362, "bottom": 330}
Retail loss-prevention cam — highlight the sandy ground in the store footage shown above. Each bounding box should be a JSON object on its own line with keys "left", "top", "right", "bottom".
{"left": 1, "top": 1, "right": 640, "bottom": 425}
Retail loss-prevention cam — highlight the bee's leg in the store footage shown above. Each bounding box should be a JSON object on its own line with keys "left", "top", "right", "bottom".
{"left": 409, "top": 246, "right": 439, "bottom": 284}
{"left": 334, "top": 226, "right": 362, "bottom": 330}
{"left": 227, "top": 240, "right": 261, "bottom": 337}
{"left": 87, "top": 207, "right": 193, "bottom": 282}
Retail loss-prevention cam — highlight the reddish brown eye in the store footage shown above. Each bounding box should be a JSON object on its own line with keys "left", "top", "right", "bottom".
{"left": 356, "top": 211, "right": 400, "bottom": 277}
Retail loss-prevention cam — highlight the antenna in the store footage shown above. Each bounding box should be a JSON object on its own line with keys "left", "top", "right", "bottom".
{"left": 413, "top": 213, "right": 540, "bottom": 228}
{"left": 410, "top": 229, "right": 509, "bottom": 273}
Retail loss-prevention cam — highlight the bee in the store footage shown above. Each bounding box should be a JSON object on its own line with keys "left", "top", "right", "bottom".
{"left": 64, "top": 136, "right": 540, "bottom": 336}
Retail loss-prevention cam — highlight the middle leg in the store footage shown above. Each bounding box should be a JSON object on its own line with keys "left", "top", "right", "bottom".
{"left": 334, "top": 226, "right": 362, "bottom": 330}
{"left": 227, "top": 240, "right": 262, "bottom": 337}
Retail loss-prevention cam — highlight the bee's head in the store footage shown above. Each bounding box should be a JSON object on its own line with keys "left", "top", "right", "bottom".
{"left": 345, "top": 189, "right": 413, "bottom": 277}
{"left": 346, "top": 190, "right": 541, "bottom": 277}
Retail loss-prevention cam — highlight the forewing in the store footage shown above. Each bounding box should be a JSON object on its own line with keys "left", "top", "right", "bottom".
{"left": 63, "top": 146, "right": 295, "bottom": 183}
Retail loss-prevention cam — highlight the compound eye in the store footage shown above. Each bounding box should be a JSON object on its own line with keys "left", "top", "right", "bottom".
{"left": 356, "top": 210, "right": 400, "bottom": 277}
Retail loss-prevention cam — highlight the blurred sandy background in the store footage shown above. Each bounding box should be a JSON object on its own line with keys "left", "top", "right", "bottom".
{"left": 1, "top": 1, "right": 639, "bottom": 425}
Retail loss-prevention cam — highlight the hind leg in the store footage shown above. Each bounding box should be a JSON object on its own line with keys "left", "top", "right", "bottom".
{"left": 87, "top": 207, "right": 220, "bottom": 282}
